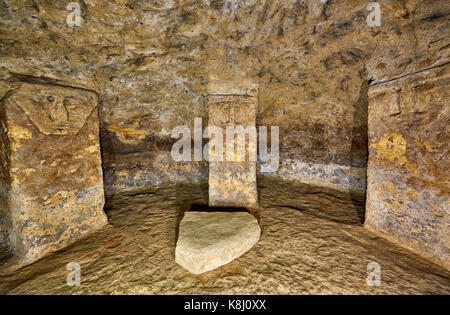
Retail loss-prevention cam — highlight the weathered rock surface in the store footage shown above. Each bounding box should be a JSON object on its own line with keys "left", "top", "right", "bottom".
{"left": 0, "top": 184, "right": 448, "bottom": 294}
{"left": 366, "top": 64, "right": 450, "bottom": 269}
{"left": 0, "top": 82, "right": 108, "bottom": 265}
{"left": 175, "top": 211, "right": 260, "bottom": 274}
{"left": 208, "top": 83, "right": 258, "bottom": 207}
{"left": 0, "top": 0, "right": 395, "bottom": 193}
{"left": 0, "top": 0, "right": 446, "bottom": 198}
{"left": 0, "top": 0, "right": 448, "bottom": 272}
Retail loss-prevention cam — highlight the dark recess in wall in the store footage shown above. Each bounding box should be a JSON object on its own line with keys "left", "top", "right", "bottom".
{"left": 349, "top": 79, "right": 369, "bottom": 223}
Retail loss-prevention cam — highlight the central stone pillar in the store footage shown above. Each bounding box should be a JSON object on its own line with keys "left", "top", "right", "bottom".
{"left": 207, "top": 83, "right": 258, "bottom": 208}
{"left": 175, "top": 81, "right": 261, "bottom": 275}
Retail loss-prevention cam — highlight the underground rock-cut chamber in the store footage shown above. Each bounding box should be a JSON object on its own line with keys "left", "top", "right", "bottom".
{"left": 0, "top": 0, "right": 449, "bottom": 295}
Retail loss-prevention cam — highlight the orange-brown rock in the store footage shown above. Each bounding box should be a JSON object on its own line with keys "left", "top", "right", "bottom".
{"left": 208, "top": 84, "right": 258, "bottom": 207}
{"left": 0, "top": 83, "right": 107, "bottom": 265}
{"left": 366, "top": 65, "right": 449, "bottom": 269}
{"left": 0, "top": 0, "right": 448, "bottom": 274}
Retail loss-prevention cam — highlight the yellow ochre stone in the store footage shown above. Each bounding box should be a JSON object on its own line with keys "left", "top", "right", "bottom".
{"left": 0, "top": 83, "right": 108, "bottom": 265}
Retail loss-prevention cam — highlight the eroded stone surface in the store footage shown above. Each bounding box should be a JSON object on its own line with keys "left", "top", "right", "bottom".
{"left": 208, "top": 89, "right": 258, "bottom": 207}
{"left": 0, "top": 0, "right": 448, "bottom": 272}
{"left": 366, "top": 65, "right": 450, "bottom": 269}
{"left": 0, "top": 181, "right": 448, "bottom": 294}
{"left": 175, "top": 211, "right": 260, "bottom": 274}
{"left": 1, "top": 0, "right": 448, "bottom": 198}
{"left": 0, "top": 83, "right": 108, "bottom": 265}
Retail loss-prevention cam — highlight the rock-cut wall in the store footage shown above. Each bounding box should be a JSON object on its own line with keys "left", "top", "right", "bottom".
{"left": 366, "top": 65, "right": 449, "bottom": 269}
{"left": 0, "top": 0, "right": 448, "bottom": 268}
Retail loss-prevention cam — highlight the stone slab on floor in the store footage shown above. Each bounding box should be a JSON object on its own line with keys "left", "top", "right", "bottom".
{"left": 175, "top": 211, "right": 260, "bottom": 275}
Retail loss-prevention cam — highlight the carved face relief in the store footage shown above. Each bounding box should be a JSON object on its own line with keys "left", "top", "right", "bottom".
{"left": 8, "top": 83, "right": 98, "bottom": 135}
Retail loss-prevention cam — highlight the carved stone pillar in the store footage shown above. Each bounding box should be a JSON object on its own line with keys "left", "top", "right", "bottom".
{"left": 365, "top": 65, "right": 449, "bottom": 269}
{"left": 207, "top": 83, "right": 258, "bottom": 208}
{"left": 0, "top": 83, "right": 107, "bottom": 264}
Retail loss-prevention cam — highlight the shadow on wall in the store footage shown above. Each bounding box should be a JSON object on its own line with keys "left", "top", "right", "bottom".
{"left": 349, "top": 80, "right": 369, "bottom": 223}
{"left": 0, "top": 94, "right": 12, "bottom": 253}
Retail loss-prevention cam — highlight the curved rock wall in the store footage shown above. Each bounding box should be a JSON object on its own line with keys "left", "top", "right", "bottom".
{"left": 0, "top": 0, "right": 448, "bottom": 267}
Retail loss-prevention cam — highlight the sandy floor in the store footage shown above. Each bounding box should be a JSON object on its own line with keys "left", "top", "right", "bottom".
{"left": 0, "top": 179, "right": 448, "bottom": 294}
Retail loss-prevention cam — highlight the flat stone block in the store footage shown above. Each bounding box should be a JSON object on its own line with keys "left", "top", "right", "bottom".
{"left": 175, "top": 211, "right": 260, "bottom": 274}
